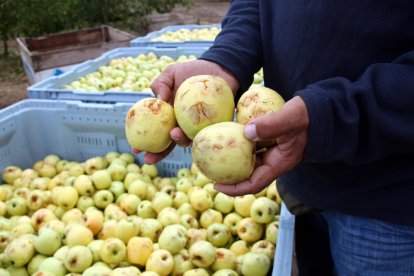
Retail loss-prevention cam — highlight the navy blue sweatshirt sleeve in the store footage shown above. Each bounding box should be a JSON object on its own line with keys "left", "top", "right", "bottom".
{"left": 200, "top": 0, "right": 262, "bottom": 94}
{"left": 297, "top": 50, "right": 414, "bottom": 165}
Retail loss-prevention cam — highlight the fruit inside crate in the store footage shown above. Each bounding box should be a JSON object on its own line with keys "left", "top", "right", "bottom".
{"left": 0, "top": 99, "right": 293, "bottom": 275}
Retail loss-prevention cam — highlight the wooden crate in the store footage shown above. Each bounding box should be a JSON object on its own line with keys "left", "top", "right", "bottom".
{"left": 17, "top": 25, "right": 134, "bottom": 84}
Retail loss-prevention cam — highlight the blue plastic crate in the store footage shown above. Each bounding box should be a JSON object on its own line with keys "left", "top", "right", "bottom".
{"left": 27, "top": 47, "right": 208, "bottom": 104}
{"left": 0, "top": 99, "right": 191, "bottom": 177}
{"left": 130, "top": 24, "right": 221, "bottom": 48}
{"left": 0, "top": 99, "right": 294, "bottom": 275}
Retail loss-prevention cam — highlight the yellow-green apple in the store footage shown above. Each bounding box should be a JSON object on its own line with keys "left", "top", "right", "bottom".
{"left": 137, "top": 200, "right": 157, "bottom": 219}
{"left": 177, "top": 203, "right": 198, "bottom": 218}
{"left": 126, "top": 163, "right": 141, "bottom": 173}
{"left": 82, "top": 208, "right": 104, "bottom": 235}
{"left": 183, "top": 268, "right": 210, "bottom": 276}
{"left": 125, "top": 98, "right": 176, "bottom": 153}
{"left": 151, "top": 192, "right": 173, "bottom": 214}
{"left": 141, "top": 164, "right": 158, "bottom": 178}
{"left": 107, "top": 163, "right": 128, "bottom": 182}
{"left": 118, "top": 194, "right": 140, "bottom": 215}
{"left": 27, "top": 254, "right": 47, "bottom": 275}
{"left": 229, "top": 240, "right": 250, "bottom": 256}
{"left": 93, "top": 190, "right": 114, "bottom": 209}
{"left": 4, "top": 238, "right": 35, "bottom": 267}
{"left": 237, "top": 217, "right": 264, "bottom": 243}
{"left": 61, "top": 208, "right": 83, "bottom": 225}
{"left": 63, "top": 245, "right": 93, "bottom": 273}
{"left": 34, "top": 227, "right": 62, "bottom": 256}
{"left": 213, "top": 193, "right": 235, "bottom": 214}
{"left": 84, "top": 156, "right": 109, "bottom": 175}
{"left": 189, "top": 189, "right": 213, "bottom": 212}
{"left": 266, "top": 180, "right": 282, "bottom": 206}
{"left": 173, "top": 75, "right": 234, "bottom": 140}
{"left": 192, "top": 171, "right": 211, "bottom": 187}
{"left": 37, "top": 257, "right": 67, "bottom": 276}
{"left": 172, "top": 191, "right": 189, "bottom": 208}
{"left": 6, "top": 197, "right": 27, "bottom": 216}
{"left": 234, "top": 195, "right": 256, "bottom": 217}
{"left": 250, "top": 197, "right": 279, "bottom": 224}
{"left": 172, "top": 249, "right": 195, "bottom": 276}
{"left": 241, "top": 252, "right": 271, "bottom": 276}
{"left": 82, "top": 262, "right": 112, "bottom": 276}
{"left": 37, "top": 162, "right": 57, "bottom": 178}
{"left": 109, "top": 181, "right": 125, "bottom": 200}
{"left": 56, "top": 186, "right": 78, "bottom": 210}
{"left": 105, "top": 151, "right": 120, "bottom": 163}
{"left": 189, "top": 240, "right": 216, "bottom": 268}
{"left": 123, "top": 172, "right": 140, "bottom": 190}
{"left": 211, "top": 248, "right": 237, "bottom": 271}
{"left": 203, "top": 183, "right": 218, "bottom": 199}
{"left": 127, "top": 236, "right": 153, "bottom": 266}
{"left": 145, "top": 249, "right": 174, "bottom": 276}
{"left": 180, "top": 214, "right": 199, "bottom": 229}
{"left": 111, "top": 266, "right": 141, "bottom": 276}
{"left": 98, "top": 219, "right": 118, "bottom": 240}
{"left": 87, "top": 239, "right": 104, "bottom": 263}
{"left": 266, "top": 220, "right": 279, "bottom": 245}
{"left": 223, "top": 212, "right": 243, "bottom": 235}
{"left": 206, "top": 223, "right": 232, "bottom": 247}
{"left": 114, "top": 218, "right": 139, "bottom": 244}
{"left": 67, "top": 162, "right": 85, "bottom": 177}
{"left": 26, "top": 189, "right": 48, "bottom": 211}
{"left": 157, "top": 207, "right": 180, "bottom": 227}
{"left": 65, "top": 224, "right": 94, "bottom": 246}
{"left": 175, "top": 178, "right": 193, "bottom": 194}
{"left": 251, "top": 240, "right": 275, "bottom": 261}
{"left": 212, "top": 268, "right": 238, "bottom": 276}
{"left": 199, "top": 209, "right": 223, "bottom": 229}
{"left": 53, "top": 245, "right": 69, "bottom": 262}
{"left": 91, "top": 169, "right": 112, "bottom": 190}
{"left": 30, "top": 208, "right": 57, "bottom": 231}
{"left": 2, "top": 166, "right": 23, "bottom": 184}
{"left": 73, "top": 175, "right": 95, "bottom": 196}
{"left": 76, "top": 196, "right": 95, "bottom": 212}
{"left": 139, "top": 218, "right": 163, "bottom": 242}
{"left": 0, "top": 231, "right": 12, "bottom": 252}
{"left": 10, "top": 222, "right": 34, "bottom": 238}
{"left": 99, "top": 238, "right": 127, "bottom": 265}
{"left": 158, "top": 224, "right": 187, "bottom": 254}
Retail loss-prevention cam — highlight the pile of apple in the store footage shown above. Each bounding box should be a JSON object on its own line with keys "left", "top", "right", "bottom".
{"left": 150, "top": 27, "right": 221, "bottom": 42}
{"left": 0, "top": 151, "right": 281, "bottom": 276}
{"left": 62, "top": 53, "right": 197, "bottom": 93}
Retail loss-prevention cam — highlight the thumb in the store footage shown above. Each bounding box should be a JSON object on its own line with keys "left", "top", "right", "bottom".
{"left": 150, "top": 65, "right": 175, "bottom": 103}
{"left": 244, "top": 96, "right": 308, "bottom": 141}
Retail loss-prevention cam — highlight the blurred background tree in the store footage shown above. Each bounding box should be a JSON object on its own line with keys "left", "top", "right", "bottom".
{"left": 0, "top": 0, "right": 193, "bottom": 58}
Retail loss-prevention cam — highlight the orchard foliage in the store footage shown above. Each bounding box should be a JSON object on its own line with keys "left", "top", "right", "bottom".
{"left": 0, "top": 0, "right": 192, "bottom": 58}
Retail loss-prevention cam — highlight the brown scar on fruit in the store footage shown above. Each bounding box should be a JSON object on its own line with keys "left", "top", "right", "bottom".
{"left": 188, "top": 102, "right": 215, "bottom": 124}
{"left": 146, "top": 99, "right": 162, "bottom": 114}
{"left": 227, "top": 138, "right": 237, "bottom": 148}
{"left": 125, "top": 109, "right": 136, "bottom": 127}
{"left": 212, "top": 144, "right": 223, "bottom": 150}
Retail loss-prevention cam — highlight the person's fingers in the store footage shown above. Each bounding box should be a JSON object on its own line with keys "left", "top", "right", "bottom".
{"left": 170, "top": 127, "right": 192, "bottom": 147}
{"left": 214, "top": 146, "right": 293, "bottom": 196}
{"left": 150, "top": 65, "right": 176, "bottom": 103}
{"left": 131, "top": 148, "right": 141, "bottom": 155}
{"left": 244, "top": 96, "right": 308, "bottom": 142}
{"left": 143, "top": 142, "right": 176, "bottom": 165}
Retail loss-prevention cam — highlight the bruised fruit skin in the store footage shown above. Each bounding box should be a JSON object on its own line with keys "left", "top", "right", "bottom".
{"left": 236, "top": 86, "right": 285, "bottom": 147}
{"left": 174, "top": 75, "right": 235, "bottom": 140}
{"left": 125, "top": 98, "right": 176, "bottom": 153}
{"left": 192, "top": 122, "right": 256, "bottom": 184}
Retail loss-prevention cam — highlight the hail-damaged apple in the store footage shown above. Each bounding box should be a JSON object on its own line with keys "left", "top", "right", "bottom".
{"left": 174, "top": 75, "right": 235, "bottom": 140}
{"left": 125, "top": 98, "right": 176, "bottom": 153}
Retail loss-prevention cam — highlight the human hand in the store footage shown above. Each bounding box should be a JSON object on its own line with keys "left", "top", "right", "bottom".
{"left": 214, "top": 96, "right": 309, "bottom": 196}
{"left": 132, "top": 59, "right": 239, "bottom": 164}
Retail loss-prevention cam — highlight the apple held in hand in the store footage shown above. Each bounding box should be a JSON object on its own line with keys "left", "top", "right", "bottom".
{"left": 125, "top": 98, "right": 176, "bottom": 153}
{"left": 192, "top": 122, "right": 256, "bottom": 184}
{"left": 174, "top": 75, "right": 235, "bottom": 140}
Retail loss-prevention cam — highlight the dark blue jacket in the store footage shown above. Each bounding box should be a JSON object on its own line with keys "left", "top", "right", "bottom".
{"left": 201, "top": 0, "right": 414, "bottom": 225}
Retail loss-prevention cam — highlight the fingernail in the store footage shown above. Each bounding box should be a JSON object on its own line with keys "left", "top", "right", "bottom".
{"left": 244, "top": 124, "right": 259, "bottom": 141}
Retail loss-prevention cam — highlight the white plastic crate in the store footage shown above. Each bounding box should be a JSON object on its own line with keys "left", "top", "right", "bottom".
{"left": 130, "top": 24, "right": 221, "bottom": 48}
{"left": 0, "top": 99, "right": 294, "bottom": 275}
{"left": 27, "top": 47, "right": 208, "bottom": 104}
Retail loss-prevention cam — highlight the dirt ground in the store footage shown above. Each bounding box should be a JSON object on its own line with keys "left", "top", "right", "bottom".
{"left": 0, "top": 0, "right": 230, "bottom": 110}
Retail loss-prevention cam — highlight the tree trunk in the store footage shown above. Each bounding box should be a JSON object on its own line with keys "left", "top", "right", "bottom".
{"left": 2, "top": 33, "right": 9, "bottom": 59}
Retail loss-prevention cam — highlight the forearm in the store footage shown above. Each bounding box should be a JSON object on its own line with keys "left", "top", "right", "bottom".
{"left": 200, "top": 0, "right": 263, "bottom": 95}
